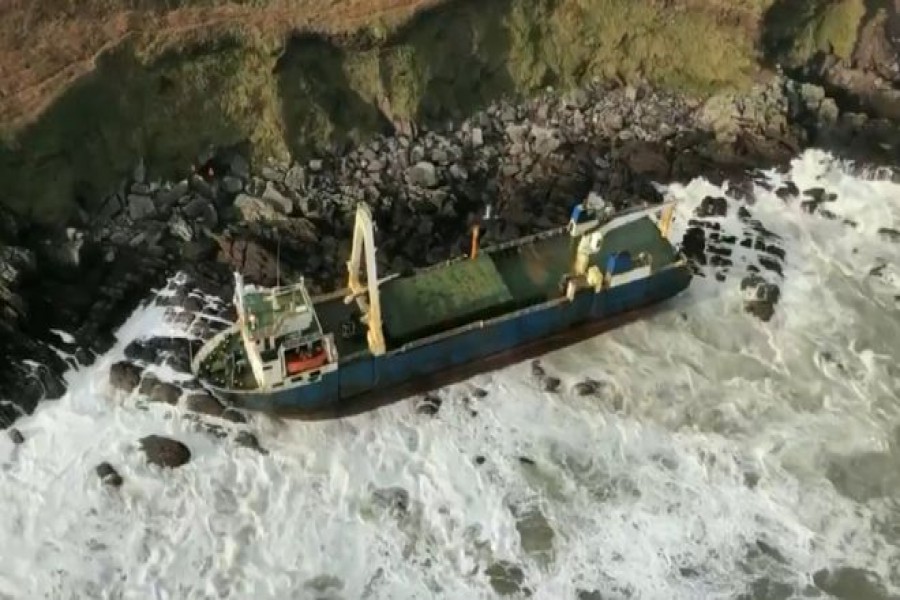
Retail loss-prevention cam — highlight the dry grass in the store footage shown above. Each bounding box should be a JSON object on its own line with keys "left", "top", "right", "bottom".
{"left": 0, "top": 0, "right": 442, "bottom": 134}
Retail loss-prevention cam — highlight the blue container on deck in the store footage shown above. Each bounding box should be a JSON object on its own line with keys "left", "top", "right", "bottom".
{"left": 606, "top": 252, "right": 633, "bottom": 275}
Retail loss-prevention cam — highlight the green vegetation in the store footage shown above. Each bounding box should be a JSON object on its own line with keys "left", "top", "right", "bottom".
{"left": 0, "top": 0, "right": 862, "bottom": 225}
{"left": 764, "top": 0, "right": 866, "bottom": 66}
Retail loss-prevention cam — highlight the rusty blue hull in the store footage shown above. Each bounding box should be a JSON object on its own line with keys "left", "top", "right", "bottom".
{"left": 209, "top": 262, "right": 691, "bottom": 412}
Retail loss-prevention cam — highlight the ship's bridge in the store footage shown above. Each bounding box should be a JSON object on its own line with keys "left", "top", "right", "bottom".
{"left": 240, "top": 283, "right": 322, "bottom": 344}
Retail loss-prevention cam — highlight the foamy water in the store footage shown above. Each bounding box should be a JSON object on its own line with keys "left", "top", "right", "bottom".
{"left": 1, "top": 149, "right": 898, "bottom": 600}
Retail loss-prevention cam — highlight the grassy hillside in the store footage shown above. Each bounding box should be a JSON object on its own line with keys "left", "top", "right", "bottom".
{"left": 0, "top": 0, "right": 864, "bottom": 224}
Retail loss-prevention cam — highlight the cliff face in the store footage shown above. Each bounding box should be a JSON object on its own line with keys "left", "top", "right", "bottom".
{"left": 0, "top": 0, "right": 895, "bottom": 225}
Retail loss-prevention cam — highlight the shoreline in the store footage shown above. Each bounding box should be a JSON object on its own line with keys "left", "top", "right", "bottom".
{"left": 1, "top": 73, "right": 898, "bottom": 430}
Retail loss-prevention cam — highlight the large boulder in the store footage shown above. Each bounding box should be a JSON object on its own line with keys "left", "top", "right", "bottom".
{"left": 138, "top": 435, "right": 191, "bottom": 468}
{"left": 108, "top": 360, "right": 143, "bottom": 393}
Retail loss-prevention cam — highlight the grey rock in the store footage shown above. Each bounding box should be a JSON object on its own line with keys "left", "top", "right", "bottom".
{"left": 799, "top": 82, "right": 826, "bottom": 110}
{"left": 262, "top": 182, "right": 293, "bottom": 214}
{"left": 97, "top": 194, "right": 123, "bottom": 221}
{"left": 233, "top": 194, "right": 287, "bottom": 223}
{"left": 485, "top": 561, "right": 526, "bottom": 596}
{"left": 133, "top": 158, "right": 146, "bottom": 184}
{"left": 127, "top": 195, "right": 155, "bottom": 221}
{"left": 285, "top": 164, "right": 306, "bottom": 190}
{"left": 506, "top": 124, "right": 530, "bottom": 145}
{"left": 471, "top": 127, "right": 484, "bottom": 148}
{"left": 138, "top": 435, "right": 191, "bottom": 468}
{"left": 818, "top": 98, "right": 839, "bottom": 125}
{"left": 449, "top": 164, "right": 468, "bottom": 181}
{"left": 183, "top": 197, "right": 217, "bottom": 227}
{"left": 261, "top": 166, "right": 284, "bottom": 183}
{"left": 96, "top": 462, "right": 123, "bottom": 487}
{"left": 168, "top": 215, "right": 193, "bottom": 242}
{"left": 108, "top": 361, "right": 143, "bottom": 393}
{"left": 531, "top": 126, "right": 560, "bottom": 156}
{"left": 8, "top": 428, "right": 24, "bottom": 444}
{"left": 184, "top": 392, "right": 224, "bottom": 418}
{"left": 221, "top": 176, "right": 244, "bottom": 194}
{"left": 138, "top": 375, "right": 182, "bottom": 405}
{"left": 308, "top": 159, "right": 323, "bottom": 172}
{"left": 407, "top": 161, "right": 438, "bottom": 188}
{"left": 221, "top": 408, "right": 247, "bottom": 424}
{"left": 234, "top": 431, "right": 267, "bottom": 454}
{"left": 229, "top": 154, "right": 250, "bottom": 179}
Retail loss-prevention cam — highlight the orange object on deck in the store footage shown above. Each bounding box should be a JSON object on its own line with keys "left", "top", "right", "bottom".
{"left": 285, "top": 348, "right": 328, "bottom": 375}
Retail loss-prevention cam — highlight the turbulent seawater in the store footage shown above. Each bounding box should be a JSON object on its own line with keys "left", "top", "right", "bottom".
{"left": 1, "top": 149, "right": 899, "bottom": 600}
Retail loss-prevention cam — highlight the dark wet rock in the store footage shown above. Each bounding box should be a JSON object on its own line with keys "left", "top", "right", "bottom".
{"left": 775, "top": 181, "right": 799, "bottom": 200}
{"left": 573, "top": 379, "right": 601, "bottom": 396}
{"left": 511, "top": 505, "right": 555, "bottom": 561}
{"left": 518, "top": 456, "right": 536, "bottom": 466}
{"left": 372, "top": 486, "right": 410, "bottom": 517}
{"left": 744, "top": 471, "right": 761, "bottom": 489}
{"left": 755, "top": 540, "right": 786, "bottom": 564}
{"left": 138, "top": 435, "right": 191, "bottom": 468}
{"left": 95, "top": 462, "right": 123, "bottom": 487}
{"left": 7, "top": 427, "right": 24, "bottom": 444}
{"left": 530, "top": 360, "right": 546, "bottom": 380}
{"left": 737, "top": 577, "right": 794, "bottom": 600}
{"left": 474, "top": 455, "right": 486, "bottom": 466}
{"left": 221, "top": 408, "right": 247, "bottom": 424}
{"left": 108, "top": 361, "right": 144, "bottom": 394}
{"left": 305, "top": 574, "right": 343, "bottom": 595}
{"left": 741, "top": 274, "right": 781, "bottom": 322}
{"left": 234, "top": 430, "right": 267, "bottom": 454}
{"left": 485, "top": 561, "right": 527, "bottom": 597}
{"left": 758, "top": 256, "right": 784, "bottom": 277}
{"left": 184, "top": 392, "right": 224, "bottom": 417}
{"left": 470, "top": 386, "right": 488, "bottom": 399}
{"left": 576, "top": 591, "right": 605, "bottom": 600}
{"left": 138, "top": 375, "right": 182, "bottom": 405}
{"left": 878, "top": 228, "right": 900, "bottom": 243}
{"left": 415, "top": 394, "right": 442, "bottom": 416}
{"left": 696, "top": 196, "right": 728, "bottom": 218}
{"left": 542, "top": 377, "right": 561, "bottom": 393}
{"left": 679, "top": 567, "right": 700, "bottom": 578}
{"left": 813, "top": 567, "right": 889, "bottom": 600}
{"left": 680, "top": 227, "right": 707, "bottom": 266}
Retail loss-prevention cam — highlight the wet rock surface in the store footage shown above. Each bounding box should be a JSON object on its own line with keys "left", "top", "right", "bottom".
{"left": 95, "top": 462, "right": 123, "bottom": 487}
{"left": 0, "top": 73, "right": 892, "bottom": 429}
{"left": 138, "top": 435, "right": 191, "bottom": 468}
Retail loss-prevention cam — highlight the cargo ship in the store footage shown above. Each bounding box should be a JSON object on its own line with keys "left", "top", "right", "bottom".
{"left": 191, "top": 194, "right": 692, "bottom": 414}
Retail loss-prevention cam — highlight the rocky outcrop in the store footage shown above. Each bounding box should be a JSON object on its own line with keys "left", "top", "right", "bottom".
{"left": 138, "top": 435, "right": 191, "bottom": 469}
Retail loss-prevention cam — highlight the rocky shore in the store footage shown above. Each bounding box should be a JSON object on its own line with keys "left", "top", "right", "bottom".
{"left": 0, "top": 73, "right": 897, "bottom": 430}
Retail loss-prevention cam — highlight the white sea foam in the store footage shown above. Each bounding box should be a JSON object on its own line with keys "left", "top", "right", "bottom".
{"left": 1, "top": 148, "right": 898, "bottom": 600}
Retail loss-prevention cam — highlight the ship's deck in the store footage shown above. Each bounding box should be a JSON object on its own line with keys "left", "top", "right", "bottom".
{"left": 195, "top": 215, "right": 678, "bottom": 390}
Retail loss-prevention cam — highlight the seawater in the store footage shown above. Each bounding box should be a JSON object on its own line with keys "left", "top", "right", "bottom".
{"left": 0, "top": 148, "right": 898, "bottom": 600}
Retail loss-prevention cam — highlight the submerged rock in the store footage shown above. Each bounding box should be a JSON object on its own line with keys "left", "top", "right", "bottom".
{"left": 415, "top": 394, "right": 442, "bottom": 416}
{"left": 138, "top": 435, "right": 191, "bottom": 468}
{"left": 138, "top": 375, "right": 182, "bottom": 405}
{"left": 813, "top": 567, "right": 890, "bottom": 600}
{"left": 234, "top": 431, "right": 267, "bottom": 454}
{"left": 7, "top": 428, "right": 24, "bottom": 444}
{"left": 484, "top": 561, "right": 527, "bottom": 597}
{"left": 95, "top": 462, "right": 123, "bottom": 487}
{"left": 183, "top": 392, "right": 224, "bottom": 418}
